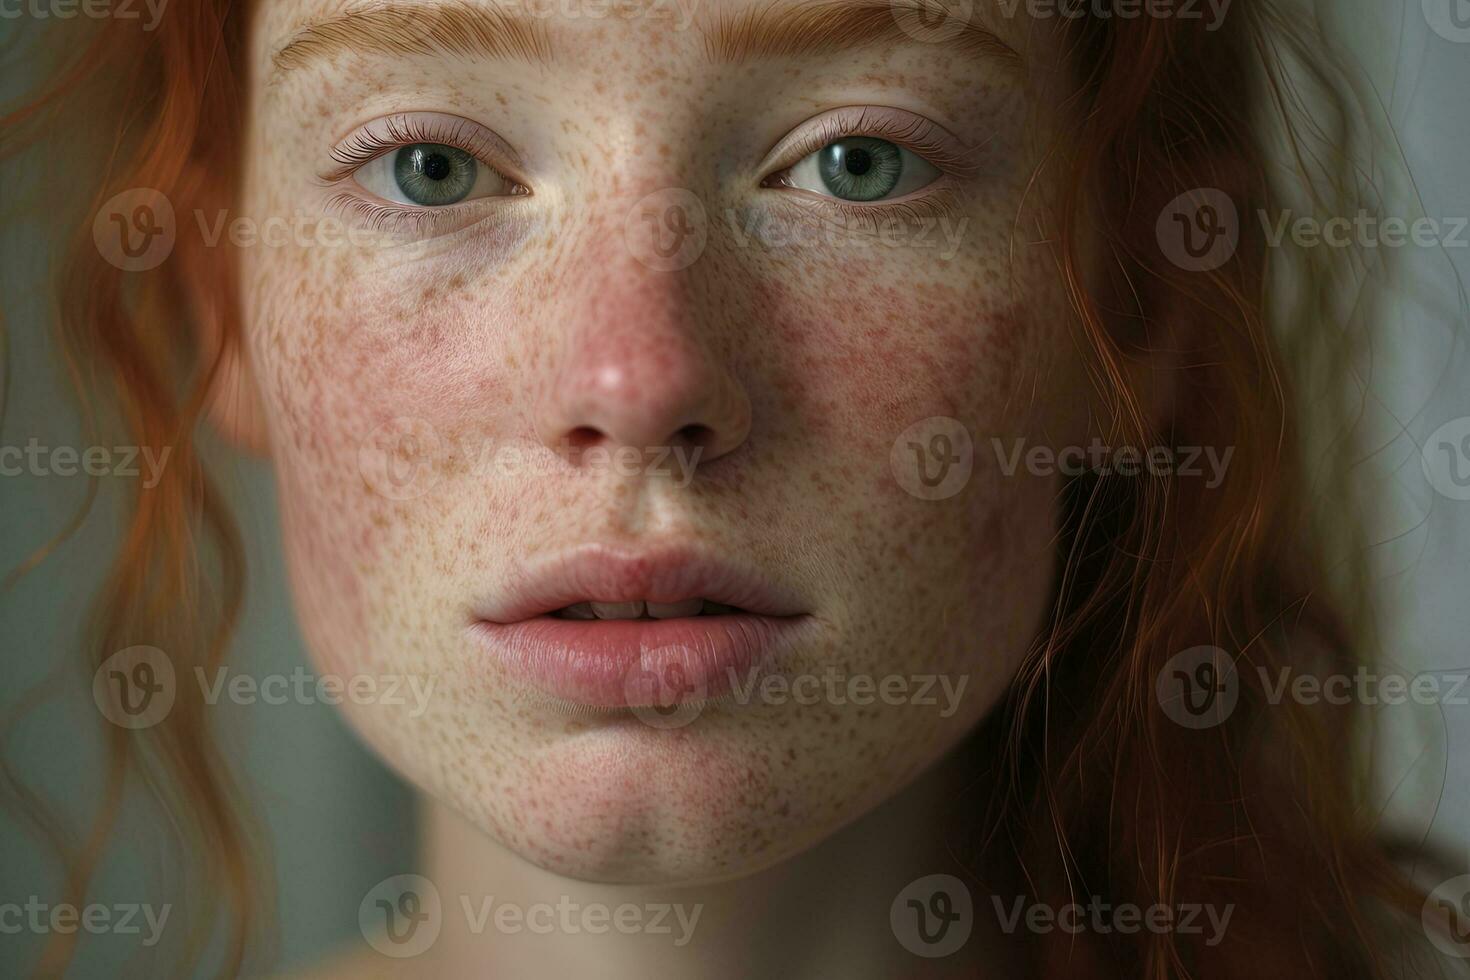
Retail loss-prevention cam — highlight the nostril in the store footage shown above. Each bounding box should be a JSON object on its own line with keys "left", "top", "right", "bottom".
{"left": 675, "top": 423, "right": 714, "bottom": 451}
{"left": 565, "top": 426, "right": 603, "bottom": 451}
{"left": 556, "top": 424, "right": 720, "bottom": 459}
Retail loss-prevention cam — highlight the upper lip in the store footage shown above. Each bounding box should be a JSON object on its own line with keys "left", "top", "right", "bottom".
{"left": 476, "top": 543, "right": 809, "bottom": 624}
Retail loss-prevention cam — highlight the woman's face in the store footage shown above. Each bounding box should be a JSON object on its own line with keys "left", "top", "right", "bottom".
{"left": 237, "top": 0, "right": 1087, "bottom": 882}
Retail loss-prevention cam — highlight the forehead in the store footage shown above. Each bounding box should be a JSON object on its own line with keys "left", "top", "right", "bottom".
{"left": 250, "top": 0, "right": 1041, "bottom": 84}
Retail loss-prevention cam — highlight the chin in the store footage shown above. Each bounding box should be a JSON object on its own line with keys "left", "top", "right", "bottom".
{"left": 476, "top": 724, "right": 835, "bottom": 884}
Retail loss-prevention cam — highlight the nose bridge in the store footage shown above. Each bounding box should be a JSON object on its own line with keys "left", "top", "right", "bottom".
{"left": 575, "top": 262, "right": 695, "bottom": 392}
{"left": 532, "top": 221, "right": 750, "bottom": 462}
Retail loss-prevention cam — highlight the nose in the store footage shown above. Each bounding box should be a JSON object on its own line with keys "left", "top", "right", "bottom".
{"left": 533, "top": 271, "right": 751, "bottom": 468}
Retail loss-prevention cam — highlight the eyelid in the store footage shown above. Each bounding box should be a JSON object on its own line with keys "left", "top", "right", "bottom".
{"left": 758, "top": 106, "right": 982, "bottom": 184}
{"left": 318, "top": 111, "right": 529, "bottom": 189}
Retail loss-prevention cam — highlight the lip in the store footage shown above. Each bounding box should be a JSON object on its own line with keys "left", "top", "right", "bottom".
{"left": 469, "top": 543, "right": 812, "bottom": 708}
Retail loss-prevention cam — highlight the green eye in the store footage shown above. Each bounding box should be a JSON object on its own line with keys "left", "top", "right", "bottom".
{"left": 784, "top": 136, "right": 942, "bottom": 203}
{"left": 817, "top": 138, "right": 902, "bottom": 201}
{"left": 394, "top": 143, "right": 478, "bottom": 205}
{"left": 354, "top": 140, "right": 514, "bottom": 207}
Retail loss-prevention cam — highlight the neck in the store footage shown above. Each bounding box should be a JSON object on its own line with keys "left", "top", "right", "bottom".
{"left": 416, "top": 744, "right": 1021, "bottom": 980}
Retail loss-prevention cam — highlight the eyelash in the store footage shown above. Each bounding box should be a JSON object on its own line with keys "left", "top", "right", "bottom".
{"left": 320, "top": 114, "right": 526, "bottom": 233}
{"left": 321, "top": 114, "right": 519, "bottom": 182}
{"left": 757, "top": 109, "right": 976, "bottom": 228}
{"left": 761, "top": 110, "right": 980, "bottom": 188}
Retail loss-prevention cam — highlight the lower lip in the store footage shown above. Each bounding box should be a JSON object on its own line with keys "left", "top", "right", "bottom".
{"left": 470, "top": 614, "right": 810, "bottom": 708}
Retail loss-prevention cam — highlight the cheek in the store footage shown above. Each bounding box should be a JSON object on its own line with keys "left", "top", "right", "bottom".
{"left": 733, "top": 243, "right": 1069, "bottom": 683}
{"left": 739, "top": 230, "right": 1068, "bottom": 517}
{"left": 759, "top": 276, "right": 1025, "bottom": 424}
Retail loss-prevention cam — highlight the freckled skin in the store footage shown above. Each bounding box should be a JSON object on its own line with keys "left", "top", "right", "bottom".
{"left": 238, "top": 1, "right": 1090, "bottom": 886}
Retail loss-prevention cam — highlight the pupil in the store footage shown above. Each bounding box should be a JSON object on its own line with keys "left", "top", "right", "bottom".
{"left": 422, "top": 152, "right": 451, "bottom": 181}
{"left": 844, "top": 147, "right": 872, "bottom": 176}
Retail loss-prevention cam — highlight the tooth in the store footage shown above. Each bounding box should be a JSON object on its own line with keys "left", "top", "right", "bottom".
{"left": 560, "top": 602, "right": 596, "bottom": 620}
{"left": 591, "top": 601, "right": 646, "bottom": 620}
{"left": 647, "top": 598, "right": 705, "bottom": 619}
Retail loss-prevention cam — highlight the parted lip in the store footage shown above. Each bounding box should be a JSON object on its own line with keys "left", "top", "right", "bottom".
{"left": 474, "top": 542, "right": 810, "bottom": 624}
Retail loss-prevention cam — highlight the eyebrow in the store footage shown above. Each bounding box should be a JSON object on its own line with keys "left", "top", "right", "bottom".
{"left": 271, "top": 0, "right": 1021, "bottom": 78}
{"left": 708, "top": 0, "right": 1022, "bottom": 67}
{"left": 271, "top": 2, "right": 553, "bottom": 74}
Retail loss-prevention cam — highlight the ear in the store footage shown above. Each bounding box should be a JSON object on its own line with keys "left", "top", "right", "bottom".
{"left": 176, "top": 175, "right": 271, "bottom": 456}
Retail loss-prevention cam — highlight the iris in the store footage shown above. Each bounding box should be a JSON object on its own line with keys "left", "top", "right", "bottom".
{"left": 393, "top": 143, "right": 479, "bottom": 206}
{"left": 816, "top": 138, "right": 904, "bottom": 201}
